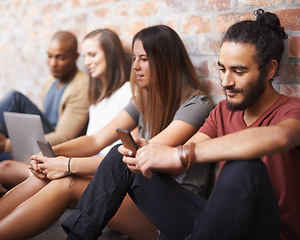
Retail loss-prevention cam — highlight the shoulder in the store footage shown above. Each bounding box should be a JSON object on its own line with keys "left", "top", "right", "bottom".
{"left": 174, "top": 95, "right": 215, "bottom": 129}
{"left": 71, "top": 70, "right": 89, "bottom": 84}
{"left": 179, "top": 95, "right": 215, "bottom": 113}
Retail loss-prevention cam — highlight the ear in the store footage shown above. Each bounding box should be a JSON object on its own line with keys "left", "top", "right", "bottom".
{"left": 266, "top": 60, "right": 278, "bottom": 80}
{"left": 75, "top": 52, "right": 79, "bottom": 61}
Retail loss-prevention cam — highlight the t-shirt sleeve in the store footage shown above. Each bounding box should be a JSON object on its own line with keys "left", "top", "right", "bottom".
{"left": 174, "top": 95, "right": 214, "bottom": 130}
{"left": 281, "top": 99, "right": 300, "bottom": 121}
{"left": 123, "top": 100, "right": 140, "bottom": 124}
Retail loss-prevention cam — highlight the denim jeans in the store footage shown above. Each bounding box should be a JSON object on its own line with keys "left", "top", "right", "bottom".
{"left": 63, "top": 144, "right": 280, "bottom": 240}
{"left": 0, "top": 91, "right": 55, "bottom": 161}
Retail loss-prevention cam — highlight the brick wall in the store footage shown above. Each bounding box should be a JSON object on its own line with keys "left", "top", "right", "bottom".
{"left": 0, "top": 0, "right": 299, "bottom": 105}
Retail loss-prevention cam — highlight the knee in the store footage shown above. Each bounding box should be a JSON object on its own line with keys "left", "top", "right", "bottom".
{"left": 216, "top": 159, "right": 269, "bottom": 192}
{"left": 101, "top": 144, "right": 124, "bottom": 167}
{"left": 0, "top": 160, "right": 15, "bottom": 181}
{"left": 4, "top": 90, "right": 21, "bottom": 99}
{"left": 1, "top": 90, "right": 23, "bottom": 104}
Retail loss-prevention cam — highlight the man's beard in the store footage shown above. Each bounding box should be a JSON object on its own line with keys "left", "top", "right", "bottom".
{"left": 224, "top": 73, "right": 266, "bottom": 112}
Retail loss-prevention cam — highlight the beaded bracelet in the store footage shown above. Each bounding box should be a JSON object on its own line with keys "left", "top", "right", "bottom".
{"left": 177, "top": 142, "right": 196, "bottom": 169}
{"left": 65, "top": 157, "right": 74, "bottom": 188}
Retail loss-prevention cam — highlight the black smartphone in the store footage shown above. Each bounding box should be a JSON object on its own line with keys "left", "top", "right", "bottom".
{"left": 116, "top": 128, "right": 138, "bottom": 156}
{"left": 37, "top": 140, "right": 56, "bottom": 157}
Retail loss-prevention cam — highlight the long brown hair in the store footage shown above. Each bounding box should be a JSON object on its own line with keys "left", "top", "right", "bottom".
{"left": 130, "top": 25, "right": 207, "bottom": 138}
{"left": 84, "top": 29, "right": 130, "bottom": 104}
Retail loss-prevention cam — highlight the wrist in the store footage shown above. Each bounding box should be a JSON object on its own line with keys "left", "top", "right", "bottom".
{"left": 177, "top": 142, "right": 196, "bottom": 169}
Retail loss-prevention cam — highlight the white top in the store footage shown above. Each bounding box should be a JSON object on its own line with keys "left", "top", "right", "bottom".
{"left": 86, "top": 82, "right": 132, "bottom": 155}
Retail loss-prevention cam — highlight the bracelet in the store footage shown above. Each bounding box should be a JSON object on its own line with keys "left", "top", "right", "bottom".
{"left": 177, "top": 145, "right": 188, "bottom": 168}
{"left": 177, "top": 142, "right": 196, "bottom": 170}
{"left": 187, "top": 142, "right": 195, "bottom": 169}
{"left": 65, "top": 157, "right": 74, "bottom": 188}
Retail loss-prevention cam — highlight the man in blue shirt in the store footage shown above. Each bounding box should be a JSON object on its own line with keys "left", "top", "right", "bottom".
{"left": 0, "top": 31, "right": 89, "bottom": 189}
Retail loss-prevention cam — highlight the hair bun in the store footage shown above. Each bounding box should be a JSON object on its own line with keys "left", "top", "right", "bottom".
{"left": 255, "top": 8, "right": 288, "bottom": 39}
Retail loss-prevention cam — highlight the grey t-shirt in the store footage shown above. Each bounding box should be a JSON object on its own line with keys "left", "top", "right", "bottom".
{"left": 124, "top": 95, "right": 215, "bottom": 197}
{"left": 124, "top": 95, "right": 214, "bottom": 139}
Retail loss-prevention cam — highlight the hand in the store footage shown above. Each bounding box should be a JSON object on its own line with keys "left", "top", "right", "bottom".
{"left": 123, "top": 142, "right": 183, "bottom": 178}
{"left": 0, "top": 132, "right": 6, "bottom": 153}
{"left": 118, "top": 138, "right": 150, "bottom": 174}
{"left": 30, "top": 154, "right": 69, "bottom": 180}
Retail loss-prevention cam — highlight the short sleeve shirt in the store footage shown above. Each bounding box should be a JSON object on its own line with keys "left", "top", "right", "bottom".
{"left": 124, "top": 95, "right": 214, "bottom": 140}
{"left": 199, "top": 95, "right": 300, "bottom": 240}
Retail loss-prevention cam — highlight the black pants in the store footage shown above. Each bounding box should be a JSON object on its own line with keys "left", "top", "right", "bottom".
{"left": 63, "top": 144, "right": 280, "bottom": 240}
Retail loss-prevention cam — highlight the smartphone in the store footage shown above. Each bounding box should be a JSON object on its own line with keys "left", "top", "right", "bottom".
{"left": 116, "top": 128, "right": 138, "bottom": 156}
{"left": 37, "top": 140, "right": 56, "bottom": 157}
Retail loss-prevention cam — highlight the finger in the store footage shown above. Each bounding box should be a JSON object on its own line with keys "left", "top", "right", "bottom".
{"left": 140, "top": 162, "right": 153, "bottom": 178}
{"left": 135, "top": 138, "right": 148, "bottom": 148}
{"left": 127, "top": 164, "right": 141, "bottom": 174}
{"left": 31, "top": 154, "right": 45, "bottom": 163}
{"left": 38, "top": 163, "right": 46, "bottom": 170}
{"left": 118, "top": 145, "right": 134, "bottom": 157}
{"left": 122, "top": 155, "right": 137, "bottom": 165}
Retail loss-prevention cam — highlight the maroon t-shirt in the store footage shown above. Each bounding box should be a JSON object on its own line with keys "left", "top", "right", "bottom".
{"left": 199, "top": 94, "right": 300, "bottom": 240}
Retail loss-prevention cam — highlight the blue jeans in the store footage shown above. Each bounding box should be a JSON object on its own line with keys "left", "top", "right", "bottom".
{"left": 0, "top": 91, "right": 55, "bottom": 161}
{"left": 63, "top": 145, "right": 280, "bottom": 240}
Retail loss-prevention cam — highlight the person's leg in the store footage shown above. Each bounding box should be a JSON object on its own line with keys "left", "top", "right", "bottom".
{"left": 187, "top": 159, "right": 280, "bottom": 240}
{"left": 63, "top": 144, "right": 206, "bottom": 240}
{"left": 0, "top": 90, "right": 54, "bottom": 137}
{"left": 0, "top": 160, "right": 31, "bottom": 189}
{"left": 108, "top": 195, "right": 159, "bottom": 240}
{"left": 0, "top": 175, "right": 91, "bottom": 240}
{"left": 0, "top": 175, "right": 48, "bottom": 220}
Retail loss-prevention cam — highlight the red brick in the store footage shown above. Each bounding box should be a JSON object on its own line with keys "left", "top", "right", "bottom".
{"left": 285, "top": 0, "right": 294, "bottom": 4}
{"left": 116, "top": 4, "right": 130, "bottom": 17}
{"left": 196, "top": 0, "right": 230, "bottom": 11}
{"left": 181, "top": 15, "right": 212, "bottom": 34}
{"left": 41, "top": 3, "right": 52, "bottom": 14}
{"left": 289, "top": 36, "right": 300, "bottom": 58}
{"left": 14, "top": 0, "right": 21, "bottom": 8}
{"left": 239, "top": 0, "right": 282, "bottom": 7}
{"left": 257, "top": 0, "right": 282, "bottom": 6}
{"left": 280, "top": 85, "right": 300, "bottom": 97}
{"left": 87, "top": 0, "right": 119, "bottom": 6}
{"left": 104, "top": 25, "right": 121, "bottom": 36}
{"left": 94, "top": 8, "right": 110, "bottom": 18}
{"left": 124, "top": 21, "right": 147, "bottom": 38}
{"left": 198, "top": 36, "right": 222, "bottom": 55}
{"left": 275, "top": 9, "right": 300, "bottom": 31}
{"left": 54, "top": 3, "right": 63, "bottom": 11}
{"left": 163, "top": 0, "right": 191, "bottom": 12}
{"left": 71, "top": 0, "right": 82, "bottom": 8}
{"left": 136, "top": 1, "right": 159, "bottom": 16}
{"left": 194, "top": 59, "right": 209, "bottom": 77}
{"left": 43, "top": 15, "right": 53, "bottom": 27}
{"left": 202, "top": 77, "right": 224, "bottom": 95}
{"left": 278, "top": 62, "right": 300, "bottom": 84}
{"left": 216, "top": 12, "right": 254, "bottom": 33}
{"left": 165, "top": 20, "right": 178, "bottom": 32}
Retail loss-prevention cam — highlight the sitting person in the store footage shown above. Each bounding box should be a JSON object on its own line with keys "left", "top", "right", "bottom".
{"left": 63, "top": 9, "right": 300, "bottom": 240}
{"left": 0, "top": 25, "right": 214, "bottom": 240}
{"left": 0, "top": 31, "right": 90, "bottom": 189}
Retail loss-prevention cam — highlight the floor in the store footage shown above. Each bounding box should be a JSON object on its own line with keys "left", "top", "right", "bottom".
{"left": 28, "top": 209, "right": 130, "bottom": 240}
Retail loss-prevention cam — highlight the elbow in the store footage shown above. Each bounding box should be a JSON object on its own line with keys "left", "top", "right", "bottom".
{"left": 275, "top": 131, "right": 294, "bottom": 152}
